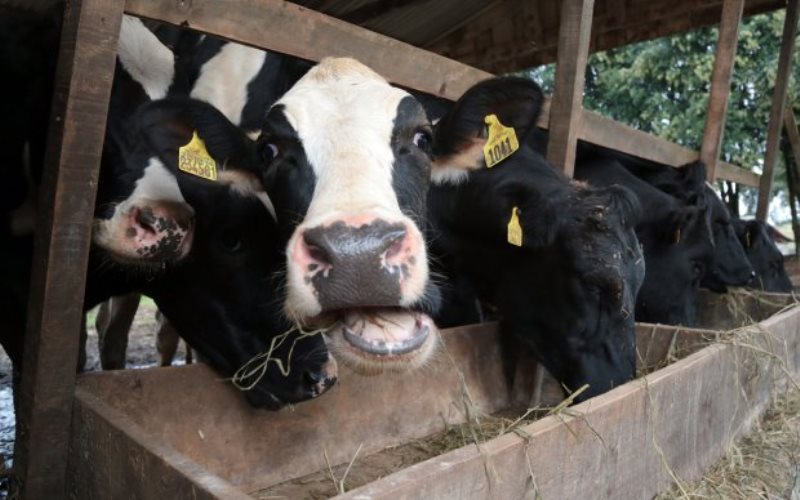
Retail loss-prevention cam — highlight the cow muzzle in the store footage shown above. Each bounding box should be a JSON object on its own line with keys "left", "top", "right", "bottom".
{"left": 285, "top": 215, "right": 437, "bottom": 373}
{"left": 94, "top": 200, "right": 194, "bottom": 264}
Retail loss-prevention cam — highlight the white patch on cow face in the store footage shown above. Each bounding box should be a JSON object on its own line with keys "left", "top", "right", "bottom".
{"left": 276, "top": 58, "right": 408, "bottom": 228}
{"left": 117, "top": 15, "right": 175, "bottom": 100}
{"left": 93, "top": 157, "right": 191, "bottom": 255}
{"left": 190, "top": 43, "right": 266, "bottom": 127}
{"left": 431, "top": 138, "right": 485, "bottom": 186}
{"left": 218, "top": 170, "right": 277, "bottom": 221}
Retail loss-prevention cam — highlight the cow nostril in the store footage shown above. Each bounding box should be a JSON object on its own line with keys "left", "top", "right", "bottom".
{"left": 133, "top": 207, "right": 157, "bottom": 235}
{"left": 385, "top": 233, "right": 405, "bottom": 260}
{"left": 307, "top": 242, "right": 332, "bottom": 266}
{"left": 304, "top": 369, "right": 322, "bottom": 387}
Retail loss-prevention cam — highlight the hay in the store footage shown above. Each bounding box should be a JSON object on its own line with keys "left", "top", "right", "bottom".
{"left": 657, "top": 385, "right": 800, "bottom": 499}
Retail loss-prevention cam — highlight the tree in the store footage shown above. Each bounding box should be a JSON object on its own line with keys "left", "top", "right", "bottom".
{"left": 528, "top": 10, "right": 799, "bottom": 219}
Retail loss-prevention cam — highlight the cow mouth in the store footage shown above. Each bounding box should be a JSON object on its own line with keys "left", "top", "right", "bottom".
{"left": 321, "top": 307, "right": 437, "bottom": 372}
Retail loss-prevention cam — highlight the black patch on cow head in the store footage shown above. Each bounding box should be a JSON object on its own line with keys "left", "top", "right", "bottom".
{"left": 256, "top": 104, "right": 316, "bottom": 242}
{"left": 391, "top": 96, "right": 433, "bottom": 227}
{"left": 734, "top": 219, "right": 793, "bottom": 292}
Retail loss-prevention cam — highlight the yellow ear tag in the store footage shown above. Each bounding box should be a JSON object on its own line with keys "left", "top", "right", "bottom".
{"left": 179, "top": 131, "right": 217, "bottom": 181}
{"left": 483, "top": 114, "right": 519, "bottom": 168}
{"left": 745, "top": 230, "right": 751, "bottom": 248}
{"left": 507, "top": 206, "right": 523, "bottom": 247}
{"left": 674, "top": 228, "right": 681, "bottom": 244}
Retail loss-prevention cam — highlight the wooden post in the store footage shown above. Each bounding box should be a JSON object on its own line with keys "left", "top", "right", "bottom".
{"left": 14, "top": 0, "right": 123, "bottom": 497}
{"left": 756, "top": 0, "right": 799, "bottom": 220}
{"left": 701, "top": 0, "right": 745, "bottom": 182}
{"left": 546, "top": 0, "right": 595, "bottom": 177}
{"left": 783, "top": 108, "right": 800, "bottom": 254}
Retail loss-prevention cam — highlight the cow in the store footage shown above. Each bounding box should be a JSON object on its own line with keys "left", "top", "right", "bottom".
{"left": 427, "top": 76, "right": 644, "bottom": 401}
{"left": 732, "top": 219, "right": 793, "bottom": 292}
{"left": 221, "top": 57, "right": 443, "bottom": 374}
{"left": 617, "top": 156, "right": 754, "bottom": 292}
{"left": 574, "top": 157, "right": 714, "bottom": 325}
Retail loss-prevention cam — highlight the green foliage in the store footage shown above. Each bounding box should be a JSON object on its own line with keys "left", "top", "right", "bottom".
{"left": 527, "top": 11, "right": 800, "bottom": 217}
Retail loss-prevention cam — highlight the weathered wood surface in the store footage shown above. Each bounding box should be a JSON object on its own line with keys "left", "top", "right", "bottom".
{"left": 757, "top": 0, "right": 800, "bottom": 220}
{"left": 69, "top": 389, "right": 249, "bottom": 500}
{"left": 546, "top": 0, "right": 595, "bottom": 176}
{"left": 70, "top": 320, "right": 721, "bottom": 497}
{"left": 701, "top": 0, "right": 745, "bottom": 181}
{"left": 127, "top": 0, "right": 757, "bottom": 186}
{"left": 15, "top": 0, "right": 123, "bottom": 497}
{"left": 72, "top": 323, "right": 511, "bottom": 493}
{"left": 340, "top": 304, "right": 800, "bottom": 499}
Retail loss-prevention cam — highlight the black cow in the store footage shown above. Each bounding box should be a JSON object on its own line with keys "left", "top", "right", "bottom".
{"left": 618, "top": 157, "right": 753, "bottom": 292}
{"left": 428, "top": 77, "right": 645, "bottom": 400}
{"left": 732, "top": 219, "right": 793, "bottom": 292}
{"left": 574, "top": 157, "right": 714, "bottom": 325}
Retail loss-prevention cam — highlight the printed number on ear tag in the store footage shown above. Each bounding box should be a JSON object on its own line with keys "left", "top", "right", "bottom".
{"left": 179, "top": 131, "right": 218, "bottom": 181}
{"left": 507, "top": 206, "right": 523, "bottom": 247}
{"left": 483, "top": 114, "right": 519, "bottom": 168}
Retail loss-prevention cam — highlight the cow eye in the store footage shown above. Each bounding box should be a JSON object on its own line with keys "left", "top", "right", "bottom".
{"left": 220, "top": 234, "right": 244, "bottom": 254}
{"left": 413, "top": 130, "right": 432, "bottom": 153}
{"left": 261, "top": 143, "right": 280, "bottom": 164}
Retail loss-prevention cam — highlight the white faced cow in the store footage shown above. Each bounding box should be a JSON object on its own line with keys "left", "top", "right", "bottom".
{"left": 254, "top": 58, "right": 441, "bottom": 374}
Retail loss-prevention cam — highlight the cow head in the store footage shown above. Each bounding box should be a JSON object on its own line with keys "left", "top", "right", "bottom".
{"left": 255, "top": 58, "right": 440, "bottom": 374}
{"left": 427, "top": 76, "right": 644, "bottom": 400}
{"left": 734, "top": 219, "right": 793, "bottom": 293}
{"left": 700, "top": 185, "right": 753, "bottom": 291}
{"left": 124, "top": 98, "right": 336, "bottom": 408}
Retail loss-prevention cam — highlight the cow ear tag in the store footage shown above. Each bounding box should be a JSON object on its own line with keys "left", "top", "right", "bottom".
{"left": 745, "top": 230, "right": 752, "bottom": 248}
{"left": 179, "top": 131, "right": 218, "bottom": 181}
{"left": 483, "top": 114, "right": 519, "bottom": 168}
{"left": 507, "top": 206, "right": 523, "bottom": 247}
{"left": 673, "top": 228, "right": 681, "bottom": 244}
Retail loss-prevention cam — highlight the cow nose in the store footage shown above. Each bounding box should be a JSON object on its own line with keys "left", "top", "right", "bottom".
{"left": 301, "top": 223, "right": 406, "bottom": 268}
{"left": 289, "top": 218, "right": 425, "bottom": 313}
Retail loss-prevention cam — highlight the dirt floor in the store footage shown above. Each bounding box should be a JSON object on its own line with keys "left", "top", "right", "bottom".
{"left": 0, "top": 298, "right": 184, "bottom": 491}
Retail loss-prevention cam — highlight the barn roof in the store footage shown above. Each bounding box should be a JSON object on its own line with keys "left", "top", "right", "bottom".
{"left": 295, "top": 0, "right": 786, "bottom": 73}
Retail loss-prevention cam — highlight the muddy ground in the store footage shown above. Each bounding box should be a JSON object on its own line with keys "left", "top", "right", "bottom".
{"left": 0, "top": 299, "right": 182, "bottom": 488}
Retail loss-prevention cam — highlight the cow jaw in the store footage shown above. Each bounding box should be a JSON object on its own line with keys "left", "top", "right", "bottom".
{"left": 322, "top": 307, "right": 437, "bottom": 374}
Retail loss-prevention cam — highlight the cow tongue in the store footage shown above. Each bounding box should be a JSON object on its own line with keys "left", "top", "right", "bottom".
{"left": 335, "top": 308, "right": 430, "bottom": 356}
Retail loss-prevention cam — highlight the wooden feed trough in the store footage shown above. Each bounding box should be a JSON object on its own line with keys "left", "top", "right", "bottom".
{"left": 67, "top": 291, "right": 800, "bottom": 499}
{"left": 15, "top": 0, "right": 800, "bottom": 496}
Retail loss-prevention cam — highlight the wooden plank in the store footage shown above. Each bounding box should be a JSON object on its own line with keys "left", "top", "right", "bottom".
{"left": 13, "top": 0, "right": 124, "bottom": 497}
{"left": 124, "top": 0, "right": 492, "bottom": 101}
{"left": 546, "top": 0, "right": 596, "bottom": 177}
{"left": 757, "top": 0, "right": 800, "bottom": 220}
{"left": 701, "top": 0, "right": 745, "bottom": 181}
{"left": 341, "top": 303, "right": 800, "bottom": 500}
{"left": 716, "top": 160, "right": 761, "bottom": 187}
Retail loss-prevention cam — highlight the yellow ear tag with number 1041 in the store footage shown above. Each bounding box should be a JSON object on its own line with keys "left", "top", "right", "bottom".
{"left": 483, "top": 114, "right": 519, "bottom": 168}
{"left": 507, "top": 207, "right": 523, "bottom": 247}
{"left": 178, "top": 131, "right": 218, "bottom": 181}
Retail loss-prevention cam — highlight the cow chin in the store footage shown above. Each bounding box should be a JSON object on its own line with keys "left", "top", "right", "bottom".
{"left": 321, "top": 307, "right": 438, "bottom": 375}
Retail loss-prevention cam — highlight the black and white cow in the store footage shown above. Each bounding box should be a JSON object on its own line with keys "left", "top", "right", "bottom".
{"left": 233, "top": 58, "right": 443, "bottom": 374}
{"left": 427, "top": 77, "right": 644, "bottom": 400}
{"left": 732, "top": 219, "right": 793, "bottom": 292}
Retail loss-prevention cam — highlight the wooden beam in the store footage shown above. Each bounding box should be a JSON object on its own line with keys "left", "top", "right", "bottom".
{"left": 546, "top": 0, "right": 596, "bottom": 177}
{"left": 14, "top": 0, "right": 123, "bottom": 497}
{"left": 124, "top": 0, "right": 492, "bottom": 101}
{"left": 701, "top": 0, "right": 745, "bottom": 181}
{"left": 757, "top": 0, "right": 799, "bottom": 220}
{"left": 716, "top": 161, "right": 761, "bottom": 188}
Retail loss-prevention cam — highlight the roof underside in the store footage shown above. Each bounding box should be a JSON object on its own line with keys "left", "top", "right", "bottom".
{"left": 294, "top": 0, "right": 787, "bottom": 73}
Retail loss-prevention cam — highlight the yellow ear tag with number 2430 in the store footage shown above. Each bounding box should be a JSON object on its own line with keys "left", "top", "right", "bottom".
{"left": 179, "top": 131, "right": 217, "bottom": 181}
{"left": 507, "top": 207, "right": 523, "bottom": 247}
{"left": 483, "top": 114, "right": 519, "bottom": 168}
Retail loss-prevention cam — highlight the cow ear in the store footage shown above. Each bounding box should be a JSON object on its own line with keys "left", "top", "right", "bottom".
{"left": 766, "top": 223, "right": 793, "bottom": 243}
{"left": 135, "top": 97, "right": 260, "bottom": 173}
{"left": 431, "top": 77, "right": 543, "bottom": 172}
{"left": 599, "top": 185, "right": 641, "bottom": 230}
